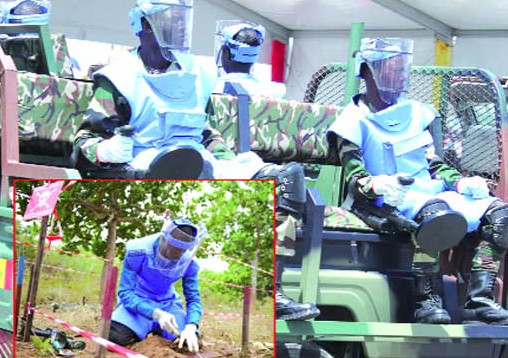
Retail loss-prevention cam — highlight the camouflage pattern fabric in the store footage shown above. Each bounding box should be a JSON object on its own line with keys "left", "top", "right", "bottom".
{"left": 52, "top": 33, "right": 74, "bottom": 78}
{"left": 276, "top": 211, "right": 297, "bottom": 257}
{"left": 18, "top": 72, "right": 94, "bottom": 144}
{"left": 471, "top": 240, "right": 504, "bottom": 272}
{"left": 323, "top": 205, "right": 373, "bottom": 231}
{"left": 209, "top": 94, "right": 343, "bottom": 164}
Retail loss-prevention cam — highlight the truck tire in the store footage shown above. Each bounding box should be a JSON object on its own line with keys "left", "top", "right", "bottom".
{"left": 276, "top": 341, "right": 335, "bottom": 358}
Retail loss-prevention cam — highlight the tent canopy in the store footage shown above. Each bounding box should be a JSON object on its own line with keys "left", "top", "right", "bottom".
{"left": 224, "top": 0, "right": 507, "bottom": 43}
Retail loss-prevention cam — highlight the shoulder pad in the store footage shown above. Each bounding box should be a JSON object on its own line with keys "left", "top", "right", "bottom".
{"left": 125, "top": 234, "right": 158, "bottom": 257}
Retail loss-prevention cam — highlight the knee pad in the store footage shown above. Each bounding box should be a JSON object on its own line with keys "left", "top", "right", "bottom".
{"left": 254, "top": 162, "right": 306, "bottom": 215}
{"left": 481, "top": 203, "right": 508, "bottom": 249}
{"left": 415, "top": 199, "right": 450, "bottom": 223}
{"left": 414, "top": 199, "right": 468, "bottom": 254}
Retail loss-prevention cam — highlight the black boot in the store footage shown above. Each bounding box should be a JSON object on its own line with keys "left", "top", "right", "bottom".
{"left": 463, "top": 271, "right": 508, "bottom": 325}
{"left": 276, "top": 256, "right": 320, "bottom": 321}
{"left": 414, "top": 273, "right": 451, "bottom": 324}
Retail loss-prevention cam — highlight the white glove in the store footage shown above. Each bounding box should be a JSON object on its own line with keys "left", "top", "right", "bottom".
{"left": 152, "top": 308, "right": 180, "bottom": 336}
{"left": 96, "top": 135, "right": 133, "bottom": 163}
{"left": 367, "top": 174, "right": 409, "bottom": 207}
{"left": 456, "top": 176, "right": 490, "bottom": 199}
{"left": 178, "top": 323, "right": 199, "bottom": 353}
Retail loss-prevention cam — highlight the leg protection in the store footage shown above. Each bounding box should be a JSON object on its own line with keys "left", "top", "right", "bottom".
{"left": 480, "top": 203, "right": 508, "bottom": 249}
{"left": 275, "top": 255, "right": 320, "bottom": 321}
{"left": 415, "top": 199, "right": 451, "bottom": 223}
{"left": 109, "top": 321, "right": 141, "bottom": 346}
{"left": 414, "top": 199, "right": 468, "bottom": 254}
{"left": 463, "top": 270, "right": 508, "bottom": 325}
{"left": 253, "top": 162, "right": 306, "bottom": 216}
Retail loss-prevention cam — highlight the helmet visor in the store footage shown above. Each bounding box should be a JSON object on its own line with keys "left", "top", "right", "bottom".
{"left": 152, "top": 218, "right": 205, "bottom": 277}
{"left": 359, "top": 38, "right": 413, "bottom": 105}
{"left": 367, "top": 53, "right": 412, "bottom": 105}
{"left": 145, "top": 4, "right": 192, "bottom": 53}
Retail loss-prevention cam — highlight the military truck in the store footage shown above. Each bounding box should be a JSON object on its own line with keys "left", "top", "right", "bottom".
{"left": 1, "top": 24, "right": 508, "bottom": 358}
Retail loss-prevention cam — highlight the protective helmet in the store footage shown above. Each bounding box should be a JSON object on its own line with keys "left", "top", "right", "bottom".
{"left": 0, "top": 0, "right": 51, "bottom": 24}
{"left": 214, "top": 20, "right": 265, "bottom": 66}
{"left": 152, "top": 217, "right": 206, "bottom": 277}
{"left": 355, "top": 38, "right": 413, "bottom": 105}
{"left": 129, "top": 0, "right": 193, "bottom": 54}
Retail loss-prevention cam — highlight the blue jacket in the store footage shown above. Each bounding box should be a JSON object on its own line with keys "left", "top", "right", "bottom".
{"left": 117, "top": 234, "right": 202, "bottom": 326}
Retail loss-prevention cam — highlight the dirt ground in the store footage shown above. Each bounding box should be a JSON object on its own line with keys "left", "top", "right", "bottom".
{"left": 15, "top": 303, "right": 273, "bottom": 358}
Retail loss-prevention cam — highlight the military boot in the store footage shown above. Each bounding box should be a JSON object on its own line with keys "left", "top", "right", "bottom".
{"left": 463, "top": 271, "right": 508, "bottom": 325}
{"left": 276, "top": 256, "right": 320, "bottom": 321}
{"left": 252, "top": 162, "right": 306, "bottom": 216}
{"left": 414, "top": 273, "right": 451, "bottom": 324}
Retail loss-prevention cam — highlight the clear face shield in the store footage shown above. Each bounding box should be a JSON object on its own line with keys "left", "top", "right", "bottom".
{"left": 358, "top": 38, "right": 413, "bottom": 105}
{"left": 152, "top": 218, "right": 206, "bottom": 277}
{"left": 214, "top": 20, "right": 265, "bottom": 73}
{"left": 144, "top": 1, "right": 193, "bottom": 58}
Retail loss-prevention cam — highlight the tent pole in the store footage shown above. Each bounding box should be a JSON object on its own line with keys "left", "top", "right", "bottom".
{"left": 341, "top": 22, "right": 364, "bottom": 106}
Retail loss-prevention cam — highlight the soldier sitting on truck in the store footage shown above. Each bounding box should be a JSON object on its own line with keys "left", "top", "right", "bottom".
{"left": 326, "top": 37, "right": 508, "bottom": 325}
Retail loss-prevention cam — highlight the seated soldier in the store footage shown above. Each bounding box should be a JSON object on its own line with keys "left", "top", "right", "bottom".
{"left": 213, "top": 20, "right": 286, "bottom": 99}
{"left": 326, "top": 37, "right": 508, "bottom": 325}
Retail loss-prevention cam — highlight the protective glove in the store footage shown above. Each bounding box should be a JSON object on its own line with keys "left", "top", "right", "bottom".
{"left": 96, "top": 135, "right": 133, "bottom": 163}
{"left": 359, "top": 174, "right": 409, "bottom": 207}
{"left": 178, "top": 323, "right": 199, "bottom": 353}
{"left": 152, "top": 308, "right": 180, "bottom": 336}
{"left": 456, "top": 176, "right": 490, "bottom": 199}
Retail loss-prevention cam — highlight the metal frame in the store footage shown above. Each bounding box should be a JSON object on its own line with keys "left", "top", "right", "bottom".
{"left": 223, "top": 82, "right": 251, "bottom": 154}
{"left": 277, "top": 321, "right": 508, "bottom": 343}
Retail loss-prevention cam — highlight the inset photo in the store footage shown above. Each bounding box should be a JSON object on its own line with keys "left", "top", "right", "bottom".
{"left": 14, "top": 180, "right": 274, "bottom": 358}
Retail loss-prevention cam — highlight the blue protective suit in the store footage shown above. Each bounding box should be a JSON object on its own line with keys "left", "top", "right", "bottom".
{"left": 96, "top": 50, "right": 266, "bottom": 178}
{"left": 96, "top": 50, "right": 216, "bottom": 170}
{"left": 327, "top": 95, "right": 497, "bottom": 232}
{"left": 214, "top": 72, "right": 286, "bottom": 99}
{"left": 112, "top": 234, "right": 202, "bottom": 340}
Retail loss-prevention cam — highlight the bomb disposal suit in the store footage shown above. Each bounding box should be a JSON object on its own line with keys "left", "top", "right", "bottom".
{"left": 112, "top": 218, "right": 205, "bottom": 343}
{"left": 327, "top": 38, "right": 497, "bottom": 232}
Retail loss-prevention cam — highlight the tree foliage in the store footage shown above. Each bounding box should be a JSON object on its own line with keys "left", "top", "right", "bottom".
{"left": 15, "top": 180, "right": 274, "bottom": 296}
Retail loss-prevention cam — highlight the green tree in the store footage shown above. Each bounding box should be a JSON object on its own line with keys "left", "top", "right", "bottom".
{"left": 15, "top": 180, "right": 274, "bottom": 298}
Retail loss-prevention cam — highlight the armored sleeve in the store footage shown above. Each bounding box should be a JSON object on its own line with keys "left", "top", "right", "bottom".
{"left": 182, "top": 260, "right": 203, "bottom": 326}
{"left": 117, "top": 254, "right": 157, "bottom": 320}
{"left": 72, "top": 76, "right": 131, "bottom": 165}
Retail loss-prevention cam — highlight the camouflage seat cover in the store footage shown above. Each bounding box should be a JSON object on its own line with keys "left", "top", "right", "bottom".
{"left": 208, "top": 93, "right": 372, "bottom": 231}
{"left": 323, "top": 205, "right": 373, "bottom": 231}
{"left": 209, "top": 94, "right": 341, "bottom": 164}
{"left": 0, "top": 33, "right": 73, "bottom": 78}
{"left": 18, "top": 72, "right": 93, "bottom": 154}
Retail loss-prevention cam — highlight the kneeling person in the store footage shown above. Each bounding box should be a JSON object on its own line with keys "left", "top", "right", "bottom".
{"left": 109, "top": 217, "right": 204, "bottom": 352}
